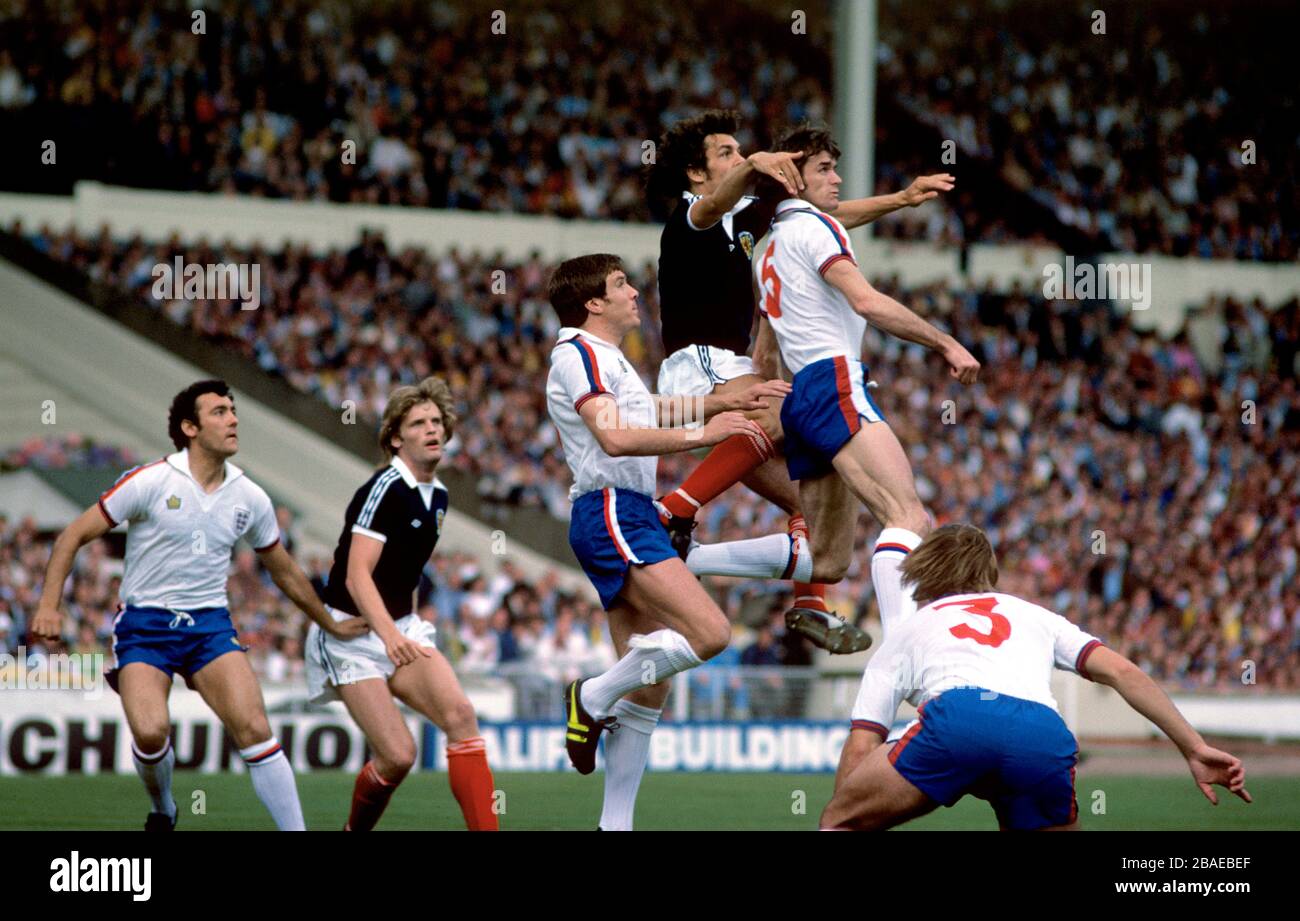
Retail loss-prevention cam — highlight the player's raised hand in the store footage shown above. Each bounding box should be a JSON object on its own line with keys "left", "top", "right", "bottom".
{"left": 328, "top": 615, "right": 370, "bottom": 640}
{"left": 30, "top": 603, "right": 64, "bottom": 641}
{"left": 383, "top": 633, "right": 433, "bottom": 668}
{"left": 1187, "top": 744, "right": 1252, "bottom": 805}
{"left": 732, "top": 379, "right": 792, "bottom": 411}
{"left": 942, "top": 339, "right": 981, "bottom": 385}
{"left": 902, "top": 173, "right": 955, "bottom": 207}
{"left": 701, "top": 411, "right": 765, "bottom": 447}
{"left": 748, "top": 150, "right": 806, "bottom": 196}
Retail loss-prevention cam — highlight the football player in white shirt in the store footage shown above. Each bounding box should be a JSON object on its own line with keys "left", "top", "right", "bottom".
{"left": 547, "top": 254, "right": 802, "bottom": 829}
{"left": 820, "top": 525, "right": 1251, "bottom": 831}
{"left": 33, "top": 380, "right": 368, "bottom": 830}
{"left": 750, "top": 125, "right": 981, "bottom": 648}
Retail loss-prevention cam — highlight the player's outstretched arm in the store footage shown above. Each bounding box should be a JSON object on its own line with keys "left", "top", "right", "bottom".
{"left": 831, "top": 174, "right": 956, "bottom": 230}
{"left": 823, "top": 260, "right": 980, "bottom": 385}
{"left": 654, "top": 379, "right": 790, "bottom": 427}
{"left": 31, "top": 504, "right": 113, "bottom": 640}
{"left": 689, "top": 150, "right": 805, "bottom": 229}
{"left": 346, "top": 533, "right": 430, "bottom": 667}
{"left": 1086, "top": 646, "right": 1252, "bottom": 805}
{"left": 579, "top": 393, "right": 765, "bottom": 457}
{"left": 257, "top": 542, "right": 368, "bottom": 640}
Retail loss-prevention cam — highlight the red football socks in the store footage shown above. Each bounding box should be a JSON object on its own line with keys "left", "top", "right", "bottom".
{"left": 447, "top": 737, "right": 498, "bottom": 831}
{"left": 661, "top": 428, "right": 777, "bottom": 520}
{"left": 788, "top": 515, "right": 830, "bottom": 613}
{"left": 345, "top": 760, "right": 399, "bottom": 831}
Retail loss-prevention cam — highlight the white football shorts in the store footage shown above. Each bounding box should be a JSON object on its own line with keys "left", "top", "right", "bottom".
{"left": 306, "top": 607, "right": 438, "bottom": 704}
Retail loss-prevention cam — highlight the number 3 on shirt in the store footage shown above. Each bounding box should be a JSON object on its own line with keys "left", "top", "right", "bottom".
{"left": 758, "top": 240, "right": 782, "bottom": 318}
{"left": 935, "top": 595, "right": 1011, "bottom": 648}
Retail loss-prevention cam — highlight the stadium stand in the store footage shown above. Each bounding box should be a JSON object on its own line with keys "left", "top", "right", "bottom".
{"left": 2, "top": 0, "right": 1293, "bottom": 259}
{"left": 9, "top": 221, "right": 1299, "bottom": 690}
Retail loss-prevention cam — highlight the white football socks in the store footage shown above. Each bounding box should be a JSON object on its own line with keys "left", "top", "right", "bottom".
{"left": 599, "top": 699, "right": 662, "bottom": 831}
{"left": 686, "top": 533, "right": 813, "bottom": 582}
{"left": 240, "top": 738, "right": 306, "bottom": 831}
{"left": 872, "top": 527, "right": 923, "bottom": 634}
{"left": 580, "top": 629, "right": 702, "bottom": 719}
{"left": 132, "top": 740, "right": 177, "bottom": 818}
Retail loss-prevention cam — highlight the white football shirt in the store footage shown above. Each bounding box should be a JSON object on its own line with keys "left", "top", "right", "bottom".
{"left": 753, "top": 198, "right": 868, "bottom": 375}
{"left": 849, "top": 591, "right": 1103, "bottom": 733}
{"left": 98, "top": 449, "right": 280, "bottom": 610}
{"left": 546, "top": 326, "right": 657, "bottom": 501}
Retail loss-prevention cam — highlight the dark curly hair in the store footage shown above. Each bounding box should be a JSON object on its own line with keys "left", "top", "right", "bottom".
{"left": 167, "top": 379, "right": 231, "bottom": 450}
{"left": 644, "top": 109, "right": 741, "bottom": 212}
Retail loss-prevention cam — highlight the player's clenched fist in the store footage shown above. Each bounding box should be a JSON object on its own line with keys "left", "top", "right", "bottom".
{"left": 701, "top": 411, "right": 765, "bottom": 447}
{"left": 30, "top": 603, "right": 64, "bottom": 641}
{"left": 383, "top": 633, "right": 433, "bottom": 667}
{"left": 730, "top": 379, "right": 792, "bottom": 411}
{"left": 942, "top": 339, "right": 980, "bottom": 385}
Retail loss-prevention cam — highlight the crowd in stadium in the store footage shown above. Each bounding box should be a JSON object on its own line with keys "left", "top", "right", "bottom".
{"left": 10, "top": 218, "right": 1300, "bottom": 691}
{"left": 2, "top": 0, "right": 1293, "bottom": 260}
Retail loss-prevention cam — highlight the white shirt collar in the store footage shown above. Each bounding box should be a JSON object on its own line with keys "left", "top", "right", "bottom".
{"left": 390, "top": 455, "right": 421, "bottom": 488}
{"left": 167, "top": 449, "right": 242, "bottom": 487}
{"left": 775, "top": 197, "right": 818, "bottom": 216}
{"left": 557, "top": 326, "right": 618, "bottom": 349}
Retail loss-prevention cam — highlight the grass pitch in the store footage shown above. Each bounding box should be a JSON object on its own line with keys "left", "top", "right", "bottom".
{"left": 0, "top": 771, "right": 1290, "bottom": 831}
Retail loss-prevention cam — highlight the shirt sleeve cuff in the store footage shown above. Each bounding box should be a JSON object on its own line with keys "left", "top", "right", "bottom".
{"left": 850, "top": 719, "right": 889, "bottom": 739}
{"left": 574, "top": 390, "right": 613, "bottom": 411}
{"left": 351, "top": 524, "right": 388, "bottom": 544}
{"left": 1075, "top": 639, "right": 1104, "bottom": 680}
{"left": 97, "top": 499, "right": 118, "bottom": 528}
{"left": 819, "top": 253, "right": 857, "bottom": 275}
{"left": 253, "top": 537, "right": 280, "bottom": 553}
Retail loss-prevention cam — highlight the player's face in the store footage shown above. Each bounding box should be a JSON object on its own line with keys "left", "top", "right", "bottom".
{"left": 800, "top": 152, "right": 842, "bottom": 211}
{"left": 696, "top": 134, "right": 744, "bottom": 193}
{"left": 187, "top": 393, "right": 238, "bottom": 457}
{"left": 596, "top": 270, "right": 640, "bottom": 333}
{"left": 395, "top": 401, "right": 445, "bottom": 471}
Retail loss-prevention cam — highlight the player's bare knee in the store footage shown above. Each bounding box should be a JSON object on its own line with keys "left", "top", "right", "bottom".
{"left": 692, "top": 618, "right": 731, "bottom": 661}
{"left": 442, "top": 698, "right": 480, "bottom": 740}
{"left": 377, "top": 739, "right": 416, "bottom": 779}
{"left": 229, "top": 715, "right": 273, "bottom": 750}
{"left": 133, "top": 726, "right": 171, "bottom": 754}
{"left": 811, "top": 557, "right": 849, "bottom": 583}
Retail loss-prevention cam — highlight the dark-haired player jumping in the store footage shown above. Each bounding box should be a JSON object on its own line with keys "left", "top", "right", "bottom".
{"left": 646, "top": 109, "right": 955, "bottom": 653}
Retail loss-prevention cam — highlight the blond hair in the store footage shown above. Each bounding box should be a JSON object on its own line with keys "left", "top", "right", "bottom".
{"left": 899, "top": 524, "right": 999, "bottom": 607}
{"left": 378, "top": 377, "right": 458, "bottom": 460}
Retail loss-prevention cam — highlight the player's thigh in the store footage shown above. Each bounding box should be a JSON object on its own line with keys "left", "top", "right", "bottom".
{"left": 620, "top": 558, "right": 730, "bottom": 658}
{"left": 117, "top": 662, "right": 174, "bottom": 750}
{"left": 337, "top": 677, "right": 416, "bottom": 772}
{"left": 712, "top": 372, "right": 785, "bottom": 438}
{"left": 388, "top": 647, "right": 479, "bottom": 743}
{"left": 821, "top": 743, "right": 936, "bottom": 831}
{"left": 189, "top": 651, "right": 272, "bottom": 747}
{"left": 831, "top": 422, "right": 927, "bottom": 533}
{"left": 607, "top": 600, "right": 672, "bottom": 709}
{"left": 798, "top": 471, "right": 856, "bottom": 575}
